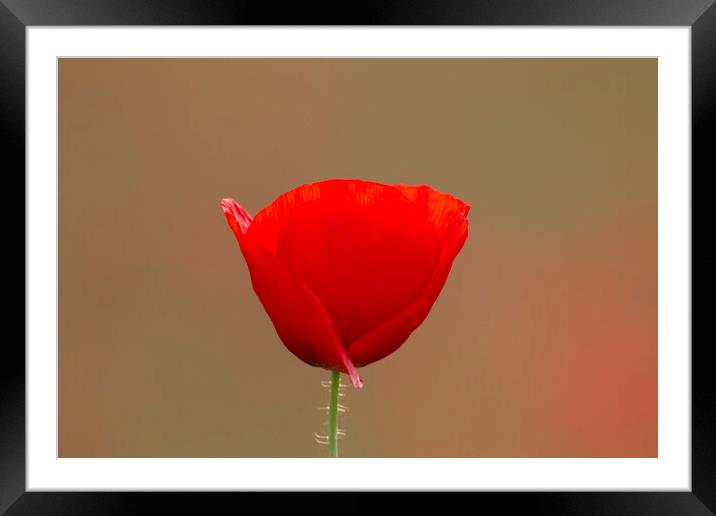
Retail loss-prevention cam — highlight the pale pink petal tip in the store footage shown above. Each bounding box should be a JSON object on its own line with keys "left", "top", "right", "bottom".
{"left": 220, "top": 198, "right": 253, "bottom": 234}
{"left": 347, "top": 368, "right": 364, "bottom": 389}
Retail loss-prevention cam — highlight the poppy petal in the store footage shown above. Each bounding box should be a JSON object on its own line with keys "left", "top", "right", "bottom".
{"left": 249, "top": 180, "right": 442, "bottom": 347}
{"left": 346, "top": 187, "right": 470, "bottom": 366}
{"left": 393, "top": 184, "right": 471, "bottom": 250}
{"left": 221, "top": 198, "right": 363, "bottom": 388}
{"left": 220, "top": 198, "right": 253, "bottom": 253}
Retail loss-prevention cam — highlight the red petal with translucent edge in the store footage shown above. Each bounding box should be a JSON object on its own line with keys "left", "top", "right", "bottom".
{"left": 270, "top": 180, "right": 442, "bottom": 347}
{"left": 346, "top": 185, "right": 470, "bottom": 366}
{"left": 221, "top": 198, "right": 363, "bottom": 388}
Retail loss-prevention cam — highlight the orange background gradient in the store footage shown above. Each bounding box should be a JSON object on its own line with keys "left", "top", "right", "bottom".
{"left": 59, "top": 59, "right": 657, "bottom": 457}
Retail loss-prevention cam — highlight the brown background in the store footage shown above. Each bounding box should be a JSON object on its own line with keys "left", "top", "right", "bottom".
{"left": 59, "top": 59, "right": 657, "bottom": 457}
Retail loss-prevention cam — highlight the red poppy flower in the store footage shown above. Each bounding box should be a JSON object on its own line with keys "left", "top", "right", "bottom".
{"left": 221, "top": 179, "right": 470, "bottom": 389}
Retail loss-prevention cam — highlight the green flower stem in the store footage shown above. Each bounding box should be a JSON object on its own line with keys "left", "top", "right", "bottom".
{"left": 327, "top": 370, "right": 341, "bottom": 458}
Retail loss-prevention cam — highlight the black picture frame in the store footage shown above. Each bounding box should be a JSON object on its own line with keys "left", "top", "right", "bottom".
{"left": 3, "top": 1, "right": 710, "bottom": 514}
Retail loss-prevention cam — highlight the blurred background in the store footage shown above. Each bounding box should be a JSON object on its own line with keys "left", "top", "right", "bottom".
{"left": 59, "top": 58, "right": 656, "bottom": 457}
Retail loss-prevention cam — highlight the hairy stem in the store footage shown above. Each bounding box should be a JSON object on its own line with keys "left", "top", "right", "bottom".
{"left": 327, "top": 370, "right": 340, "bottom": 458}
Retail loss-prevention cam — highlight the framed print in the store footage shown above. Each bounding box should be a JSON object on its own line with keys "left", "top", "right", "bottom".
{"left": 3, "top": 0, "right": 711, "bottom": 514}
